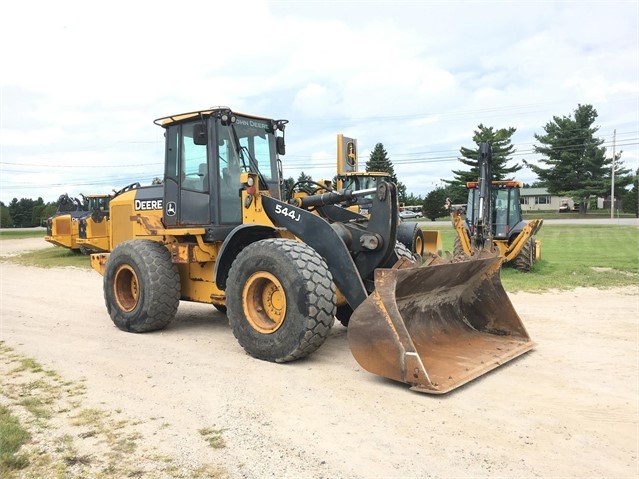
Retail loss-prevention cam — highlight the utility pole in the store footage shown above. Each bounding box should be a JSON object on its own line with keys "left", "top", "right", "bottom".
{"left": 610, "top": 129, "right": 616, "bottom": 219}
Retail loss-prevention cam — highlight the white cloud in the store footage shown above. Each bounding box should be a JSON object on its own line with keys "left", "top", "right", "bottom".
{"left": 1, "top": 0, "right": 637, "bottom": 203}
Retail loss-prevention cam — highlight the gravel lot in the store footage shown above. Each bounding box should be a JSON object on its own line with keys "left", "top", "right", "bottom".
{"left": 1, "top": 238, "right": 637, "bottom": 478}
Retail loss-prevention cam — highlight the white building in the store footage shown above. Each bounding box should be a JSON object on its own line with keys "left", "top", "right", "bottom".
{"left": 519, "top": 187, "right": 575, "bottom": 212}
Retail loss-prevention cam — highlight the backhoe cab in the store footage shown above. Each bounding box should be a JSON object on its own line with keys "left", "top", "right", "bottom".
{"left": 90, "top": 108, "right": 534, "bottom": 394}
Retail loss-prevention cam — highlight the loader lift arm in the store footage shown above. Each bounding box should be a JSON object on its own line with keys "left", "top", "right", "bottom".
{"left": 261, "top": 181, "right": 400, "bottom": 311}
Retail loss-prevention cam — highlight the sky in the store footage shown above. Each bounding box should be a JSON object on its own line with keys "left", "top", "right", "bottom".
{"left": 1, "top": 0, "right": 638, "bottom": 205}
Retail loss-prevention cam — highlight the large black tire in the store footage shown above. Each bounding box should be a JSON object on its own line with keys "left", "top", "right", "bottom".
{"left": 104, "top": 240, "right": 181, "bottom": 332}
{"left": 397, "top": 222, "right": 424, "bottom": 256}
{"left": 226, "top": 239, "right": 336, "bottom": 363}
{"left": 511, "top": 238, "right": 535, "bottom": 272}
{"left": 390, "top": 241, "right": 417, "bottom": 264}
{"left": 213, "top": 304, "right": 227, "bottom": 315}
{"left": 453, "top": 235, "right": 464, "bottom": 258}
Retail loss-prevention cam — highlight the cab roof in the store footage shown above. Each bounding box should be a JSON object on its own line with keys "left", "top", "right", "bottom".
{"left": 153, "top": 107, "right": 273, "bottom": 127}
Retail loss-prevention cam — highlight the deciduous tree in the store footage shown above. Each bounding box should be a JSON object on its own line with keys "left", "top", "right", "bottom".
{"left": 422, "top": 187, "right": 449, "bottom": 221}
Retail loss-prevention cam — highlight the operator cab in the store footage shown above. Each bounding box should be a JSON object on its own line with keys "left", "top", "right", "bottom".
{"left": 466, "top": 181, "right": 525, "bottom": 240}
{"left": 87, "top": 195, "right": 110, "bottom": 213}
{"left": 154, "top": 108, "right": 287, "bottom": 240}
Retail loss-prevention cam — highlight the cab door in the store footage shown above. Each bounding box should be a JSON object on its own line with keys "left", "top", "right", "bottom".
{"left": 163, "top": 121, "right": 211, "bottom": 227}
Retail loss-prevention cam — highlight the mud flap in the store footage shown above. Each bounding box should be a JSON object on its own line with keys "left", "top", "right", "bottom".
{"left": 347, "top": 256, "right": 534, "bottom": 394}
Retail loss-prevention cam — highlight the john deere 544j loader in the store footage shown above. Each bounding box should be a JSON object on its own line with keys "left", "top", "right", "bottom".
{"left": 90, "top": 107, "right": 534, "bottom": 394}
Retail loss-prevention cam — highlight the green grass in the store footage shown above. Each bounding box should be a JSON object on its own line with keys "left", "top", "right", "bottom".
{"left": 423, "top": 223, "right": 639, "bottom": 292}
{"left": 521, "top": 210, "right": 636, "bottom": 220}
{"left": 199, "top": 427, "right": 226, "bottom": 449}
{"left": 0, "top": 405, "right": 31, "bottom": 474}
{"left": 0, "top": 343, "right": 228, "bottom": 478}
{"left": 0, "top": 230, "right": 45, "bottom": 240}
{"left": 3, "top": 224, "right": 638, "bottom": 291}
{"left": 7, "top": 246, "right": 92, "bottom": 269}
{"left": 424, "top": 210, "right": 636, "bottom": 222}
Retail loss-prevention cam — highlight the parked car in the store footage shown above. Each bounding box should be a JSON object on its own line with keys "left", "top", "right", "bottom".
{"left": 399, "top": 210, "right": 421, "bottom": 219}
{"left": 559, "top": 203, "right": 571, "bottom": 213}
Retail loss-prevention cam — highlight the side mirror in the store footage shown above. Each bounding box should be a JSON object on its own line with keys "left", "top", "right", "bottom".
{"left": 193, "top": 124, "right": 207, "bottom": 145}
{"left": 276, "top": 136, "right": 286, "bottom": 156}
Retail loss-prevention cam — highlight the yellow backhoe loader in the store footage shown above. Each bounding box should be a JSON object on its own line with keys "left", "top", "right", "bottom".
{"left": 89, "top": 107, "right": 534, "bottom": 394}
{"left": 450, "top": 143, "right": 543, "bottom": 272}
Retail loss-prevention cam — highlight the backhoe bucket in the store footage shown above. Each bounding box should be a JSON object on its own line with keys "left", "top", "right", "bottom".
{"left": 348, "top": 256, "right": 534, "bottom": 394}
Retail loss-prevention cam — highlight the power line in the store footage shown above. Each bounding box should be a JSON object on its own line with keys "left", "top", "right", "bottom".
{"left": 0, "top": 161, "right": 162, "bottom": 168}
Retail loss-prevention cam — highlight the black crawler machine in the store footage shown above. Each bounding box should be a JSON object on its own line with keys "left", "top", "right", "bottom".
{"left": 90, "top": 107, "right": 534, "bottom": 394}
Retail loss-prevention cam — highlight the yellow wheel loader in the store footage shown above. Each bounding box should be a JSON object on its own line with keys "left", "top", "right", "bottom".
{"left": 77, "top": 184, "right": 140, "bottom": 253}
{"left": 45, "top": 194, "right": 90, "bottom": 253}
{"left": 90, "top": 107, "right": 534, "bottom": 394}
{"left": 333, "top": 134, "right": 441, "bottom": 257}
{"left": 450, "top": 142, "right": 543, "bottom": 272}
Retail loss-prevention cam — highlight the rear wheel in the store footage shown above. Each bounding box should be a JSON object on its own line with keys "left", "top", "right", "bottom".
{"left": 226, "top": 239, "right": 336, "bottom": 362}
{"left": 392, "top": 241, "right": 417, "bottom": 263}
{"left": 512, "top": 238, "right": 534, "bottom": 272}
{"left": 104, "top": 240, "right": 181, "bottom": 332}
{"left": 398, "top": 222, "right": 424, "bottom": 256}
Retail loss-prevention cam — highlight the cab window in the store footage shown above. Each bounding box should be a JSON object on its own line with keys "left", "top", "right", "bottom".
{"left": 181, "top": 122, "right": 208, "bottom": 193}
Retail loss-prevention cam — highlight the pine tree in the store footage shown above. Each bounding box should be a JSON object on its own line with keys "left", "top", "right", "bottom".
{"left": 0, "top": 202, "right": 13, "bottom": 228}
{"left": 366, "top": 143, "right": 396, "bottom": 181}
{"left": 444, "top": 124, "right": 521, "bottom": 202}
{"left": 526, "top": 104, "right": 630, "bottom": 214}
{"left": 365, "top": 143, "right": 407, "bottom": 203}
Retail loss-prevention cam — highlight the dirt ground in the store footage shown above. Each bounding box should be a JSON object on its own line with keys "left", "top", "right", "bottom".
{"left": 1, "top": 238, "right": 637, "bottom": 478}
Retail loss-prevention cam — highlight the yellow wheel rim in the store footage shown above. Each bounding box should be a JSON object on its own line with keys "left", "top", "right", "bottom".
{"left": 113, "top": 265, "right": 139, "bottom": 312}
{"left": 414, "top": 235, "right": 423, "bottom": 256}
{"left": 242, "top": 272, "right": 286, "bottom": 334}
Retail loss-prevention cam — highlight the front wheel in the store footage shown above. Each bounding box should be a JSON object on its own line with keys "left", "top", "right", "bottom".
{"left": 226, "top": 239, "right": 336, "bottom": 362}
{"left": 103, "top": 240, "right": 181, "bottom": 332}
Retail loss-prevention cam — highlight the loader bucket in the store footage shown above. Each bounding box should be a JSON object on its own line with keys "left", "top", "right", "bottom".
{"left": 348, "top": 256, "right": 534, "bottom": 394}
{"left": 422, "top": 230, "right": 443, "bottom": 256}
